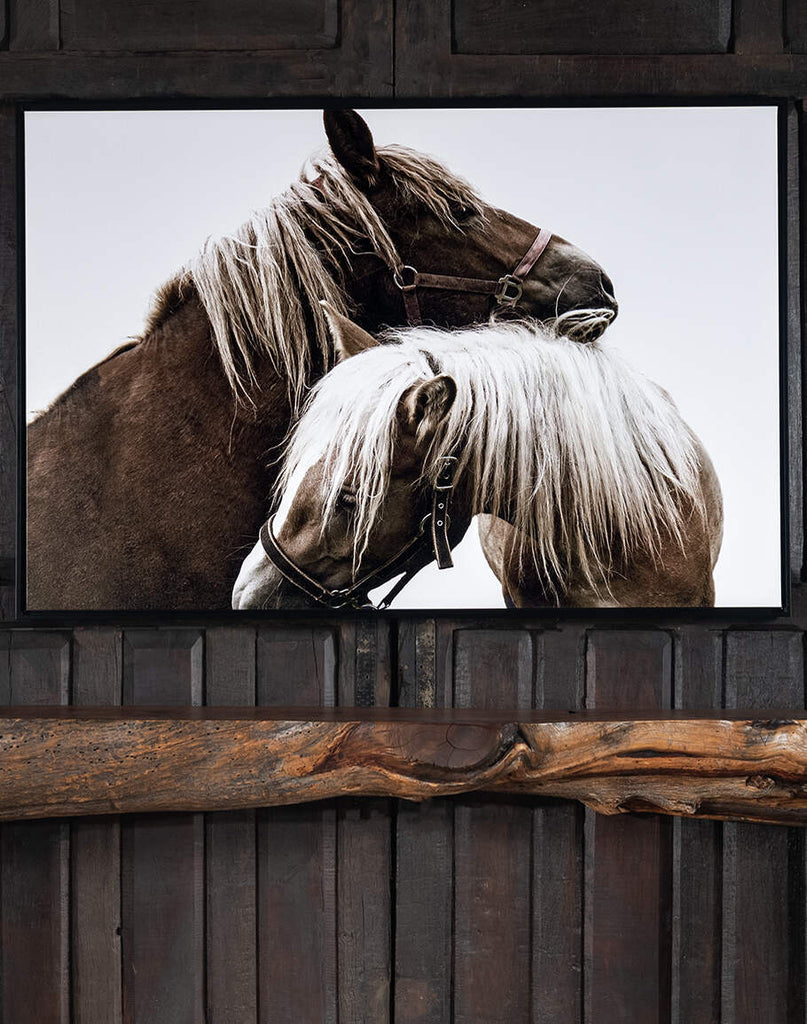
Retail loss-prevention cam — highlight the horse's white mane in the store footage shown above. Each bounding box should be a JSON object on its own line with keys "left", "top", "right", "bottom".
{"left": 144, "top": 145, "right": 485, "bottom": 407}
{"left": 279, "top": 321, "right": 705, "bottom": 593}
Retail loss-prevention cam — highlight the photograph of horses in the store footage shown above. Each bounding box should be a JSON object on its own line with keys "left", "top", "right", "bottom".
{"left": 23, "top": 105, "right": 783, "bottom": 611}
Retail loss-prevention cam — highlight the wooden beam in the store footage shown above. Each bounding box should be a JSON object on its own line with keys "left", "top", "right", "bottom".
{"left": 0, "top": 708, "right": 806, "bottom": 825}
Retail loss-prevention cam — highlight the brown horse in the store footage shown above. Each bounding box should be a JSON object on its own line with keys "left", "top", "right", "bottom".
{"left": 27, "top": 109, "right": 617, "bottom": 610}
{"left": 233, "top": 310, "right": 722, "bottom": 610}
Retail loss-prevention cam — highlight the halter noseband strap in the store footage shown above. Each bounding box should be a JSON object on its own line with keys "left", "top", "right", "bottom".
{"left": 395, "top": 226, "right": 553, "bottom": 327}
{"left": 259, "top": 455, "right": 461, "bottom": 610}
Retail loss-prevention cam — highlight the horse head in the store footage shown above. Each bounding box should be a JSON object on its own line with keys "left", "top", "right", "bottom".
{"left": 232, "top": 306, "right": 472, "bottom": 610}
{"left": 323, "top": 110, "right": 618, "bottom": 342}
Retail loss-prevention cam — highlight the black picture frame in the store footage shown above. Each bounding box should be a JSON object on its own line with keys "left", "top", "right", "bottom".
{"left": 15, "top": 97, "right": 792, "bottom": 624}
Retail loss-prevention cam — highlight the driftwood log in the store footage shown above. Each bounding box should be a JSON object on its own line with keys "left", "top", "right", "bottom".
{"left": 1, "top": 707, "right": 806, "bottom": 825}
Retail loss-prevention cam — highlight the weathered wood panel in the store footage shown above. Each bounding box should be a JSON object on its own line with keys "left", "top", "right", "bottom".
{"left": 786, "top": 0, "right": 807, "bottom": 52}
{"left": 71, "top": 629, "right": 123, "bottom": 1024}
{"left": 7, "top": 0, "right": 59, "bottom": 50}
{"left": 395, "top": 0, "right": 806, "bottom": 96}
{"left": 722, "top": 632, "right": 805, "bottom": 1024}
{"left": 585, "top": 631, "right": 672, "bottom": 1024}
{"left": 120, "top": 630, "right": 204, "bottom": 1024}
{"left": 532, "top": 626, "right": 585, "bottom": 1024}
{"left": 452, "top": 0, "right": 731, "bottom": 55}
{"left": 0, "top": 0, "right": 393, "bottom": 98}
{"left": 0, "top": 633, "right": 70, "bottom": 1024}
{"left": 256, "top": 627, "right": 338, "bottom": 1024}
{"left": 452, "top": 630, "right": 534, "bottom": 1024}
{"left": 337, "top": 619, "right": 392, "bottom": 1024}
{"left": 205, "top": 627, "right": 258, "bottom": 1024}
{"left": 61, "top": 0, "right": 339, "bottom": 51}
{"left": 733, "top": 0, "right": 785, "bottom": 53}
{"left": 395, "top": 620, "right": 453, "bottom": 1024}
{"left": 673, "top": 627, "right": 723, "bottom": 1023}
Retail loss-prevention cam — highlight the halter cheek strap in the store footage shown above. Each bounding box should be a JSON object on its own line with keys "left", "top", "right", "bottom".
{"left": 258, "top": 455, "right": 461, "bottom": 610}
{"left": 431, "top": 455, "right": 458, "bottom": 570}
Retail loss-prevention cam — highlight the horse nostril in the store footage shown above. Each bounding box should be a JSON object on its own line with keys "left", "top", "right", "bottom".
{"left": 599, "top": 274, "right": 618, "bottom": 318}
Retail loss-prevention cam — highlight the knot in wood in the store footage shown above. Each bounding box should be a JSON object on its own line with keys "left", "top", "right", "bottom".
{"left": 746, "top": 773, "right": 776, "bottom": 791}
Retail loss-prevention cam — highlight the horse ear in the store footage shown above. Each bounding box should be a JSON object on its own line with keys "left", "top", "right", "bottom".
{"left": 400, "top": 375, "right": 457, "bottom": 440}
{"left": 323, "top": 109, "right": 380, "bottom": 189}
{"left": 320, "top": 300, "right": 380, "bottom": 361}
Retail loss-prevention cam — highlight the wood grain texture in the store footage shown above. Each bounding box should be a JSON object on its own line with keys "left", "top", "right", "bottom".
{"left": 120, "top": 630, "right": 204, "bottom": 1024}
{"left": 61, "top": 0, "right": 338, "bottom": 51}
{"left": 256, "top": 628, "right": 338, "bottom": 1024}
{"left": 395, "top": 1, "right": 804, "bottom": 96}
{"left": 532, "top": 626, "right": 585, "bottom": 1024}
{"left": 2, "top": 708, "right": 807, "bottom": 823}
{"left": 395, "top": 619, "right": 452, "bottom": 1024}
{"left": 733, "top": 0, "right": 784, "bottom": 53}
{"left": 0, "top": 634, "right": 70, "bottom": 1024}
{"left": 672, "top": 627, "right": 723, "bottom": 1024}
{"left": 205, "top": 627, "right": 257, "bottom": 1024}
{"left": 723, "top": 632, "right": 805, "bottom": 1024}
{"left": 452, "top": 630, "right": 534, "bottom": 1024}
{"left": 584, "top": 631, "right": 672, "bottom": 1024}
{"left": 0, "top": 0, "right": 393, "bottom": 97}
{"left": 786, "top": 0, "right": 807, "bottom": 51}
{"left": 337, "top": 619, "right": 392, "bottom": 1024}
{"left": 452, "top": 0, "right": 731, "bottom": 55}
{"left": 7, "top": 0, "right": 59, "bottom": 50}
{"left": 71, "top": 629, "right": 123, "bottom": 1024}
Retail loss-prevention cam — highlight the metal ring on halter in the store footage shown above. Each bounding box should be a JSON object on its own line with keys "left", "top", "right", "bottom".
{"left": 494, "top": 274, "right": 524, "bottom": 307}
{"left": 393, "top": 265, "right": 418, "bottom": 290}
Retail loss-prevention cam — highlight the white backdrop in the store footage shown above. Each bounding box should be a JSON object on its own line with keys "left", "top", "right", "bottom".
{"left": 25, "top": 106, "right": 782, "bottom": 608}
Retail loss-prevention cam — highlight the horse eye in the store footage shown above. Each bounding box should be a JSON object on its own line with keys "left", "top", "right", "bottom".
{"left": 453, "top": 206, "right": 478, "bottom": 224}
{"left": 337, "top": 490, "right": 357, "bottom": 510}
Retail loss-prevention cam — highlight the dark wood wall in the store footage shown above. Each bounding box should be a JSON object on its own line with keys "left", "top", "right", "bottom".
{"left": 1, "top": 2, "right": 806, "bottom": 1021}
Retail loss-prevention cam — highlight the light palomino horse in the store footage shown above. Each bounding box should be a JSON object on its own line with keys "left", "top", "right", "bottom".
{"left": 233, "top": 308, "right": 722, "bottom": 610}
{"left": 27, "top": 109, "right": 617, "bottom": 610}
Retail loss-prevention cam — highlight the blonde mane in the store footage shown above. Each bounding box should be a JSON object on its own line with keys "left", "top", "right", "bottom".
{"left": 279, "top": 322, "right": 705, "bottom": 594}
{"left": 144, "top": 145, "right": 485, "bottom": 407}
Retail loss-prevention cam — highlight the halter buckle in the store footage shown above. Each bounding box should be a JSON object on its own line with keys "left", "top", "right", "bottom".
{"left": 494, "top": 274, "right": 523, "bottom": 307}
{"left": 434, "top": 455, "right": 458, "bottom": 490}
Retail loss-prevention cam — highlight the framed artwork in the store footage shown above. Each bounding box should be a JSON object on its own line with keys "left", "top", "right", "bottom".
{"left": 21, "top": 102, "right": 786, "bottom": 614}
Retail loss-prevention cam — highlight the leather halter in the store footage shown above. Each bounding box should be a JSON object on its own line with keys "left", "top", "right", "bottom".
{"left": 259, "top": 456, "right": 460, "bottom": 610}
{"left": 394, "top": 226, "right": 553, "bottom": 326}
{"left": 307, "top": 173, "right": 553, "bottom": 326}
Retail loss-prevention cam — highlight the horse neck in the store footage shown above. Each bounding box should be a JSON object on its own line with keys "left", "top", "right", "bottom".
{"left": 139, "top": 290, "right": 294, "bottom": 453}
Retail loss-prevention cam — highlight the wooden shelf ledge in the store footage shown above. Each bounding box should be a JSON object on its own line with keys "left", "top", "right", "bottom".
{"left": 0, "top": 707, "right": 806, "bottom": 825}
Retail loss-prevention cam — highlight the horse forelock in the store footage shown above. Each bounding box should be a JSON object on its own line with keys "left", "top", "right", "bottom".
{"left": 144, "top": 144, "right": 484, "bottom": 409}
{"left": 278, "top": 321, "right": 705, "bottom": 590}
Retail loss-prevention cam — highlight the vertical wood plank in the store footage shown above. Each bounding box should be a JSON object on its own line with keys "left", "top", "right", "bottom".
{"left": 723, "top": 631, "right": 805, "bottom": 1024}
{"left": 0, "top": 106, "right": 16, "bottom": 621}
{"left": 395, "top": 618, "right": 453, "bottom": 1024}
{"left": 532, "top": 625, "right": 586, "bottom": 1024}
{"left": 672, "top": 627, "right": 723, "bottom": 1024}
{"left": 206, "top": 627, "right": 257, "bottom": 1024}
{"left": 338, "top": 617, "right": 392, "bottom": 1024}
{"left": 71, "top": 628, "right": 123, "bottom": 1024}
{"left": 257, "top": 627, "right": 338, "bottom": 1024}
{"left": 453, "top": 629, "right": 535, "bottom": 1024}
{"left": 120, "top": 630, "right": 204, "bottom": 1024}
{"left": 1, "top": 632, "right": 71, "bottom": 1024}
{"left": 732, "top": 0, "right": 784, "bottom": 52}
{"left": 394, "top": 0, "right": 450, "bottom": 95}
{"left": 585, "top": 630, "right": 673, "bottom": 1024}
